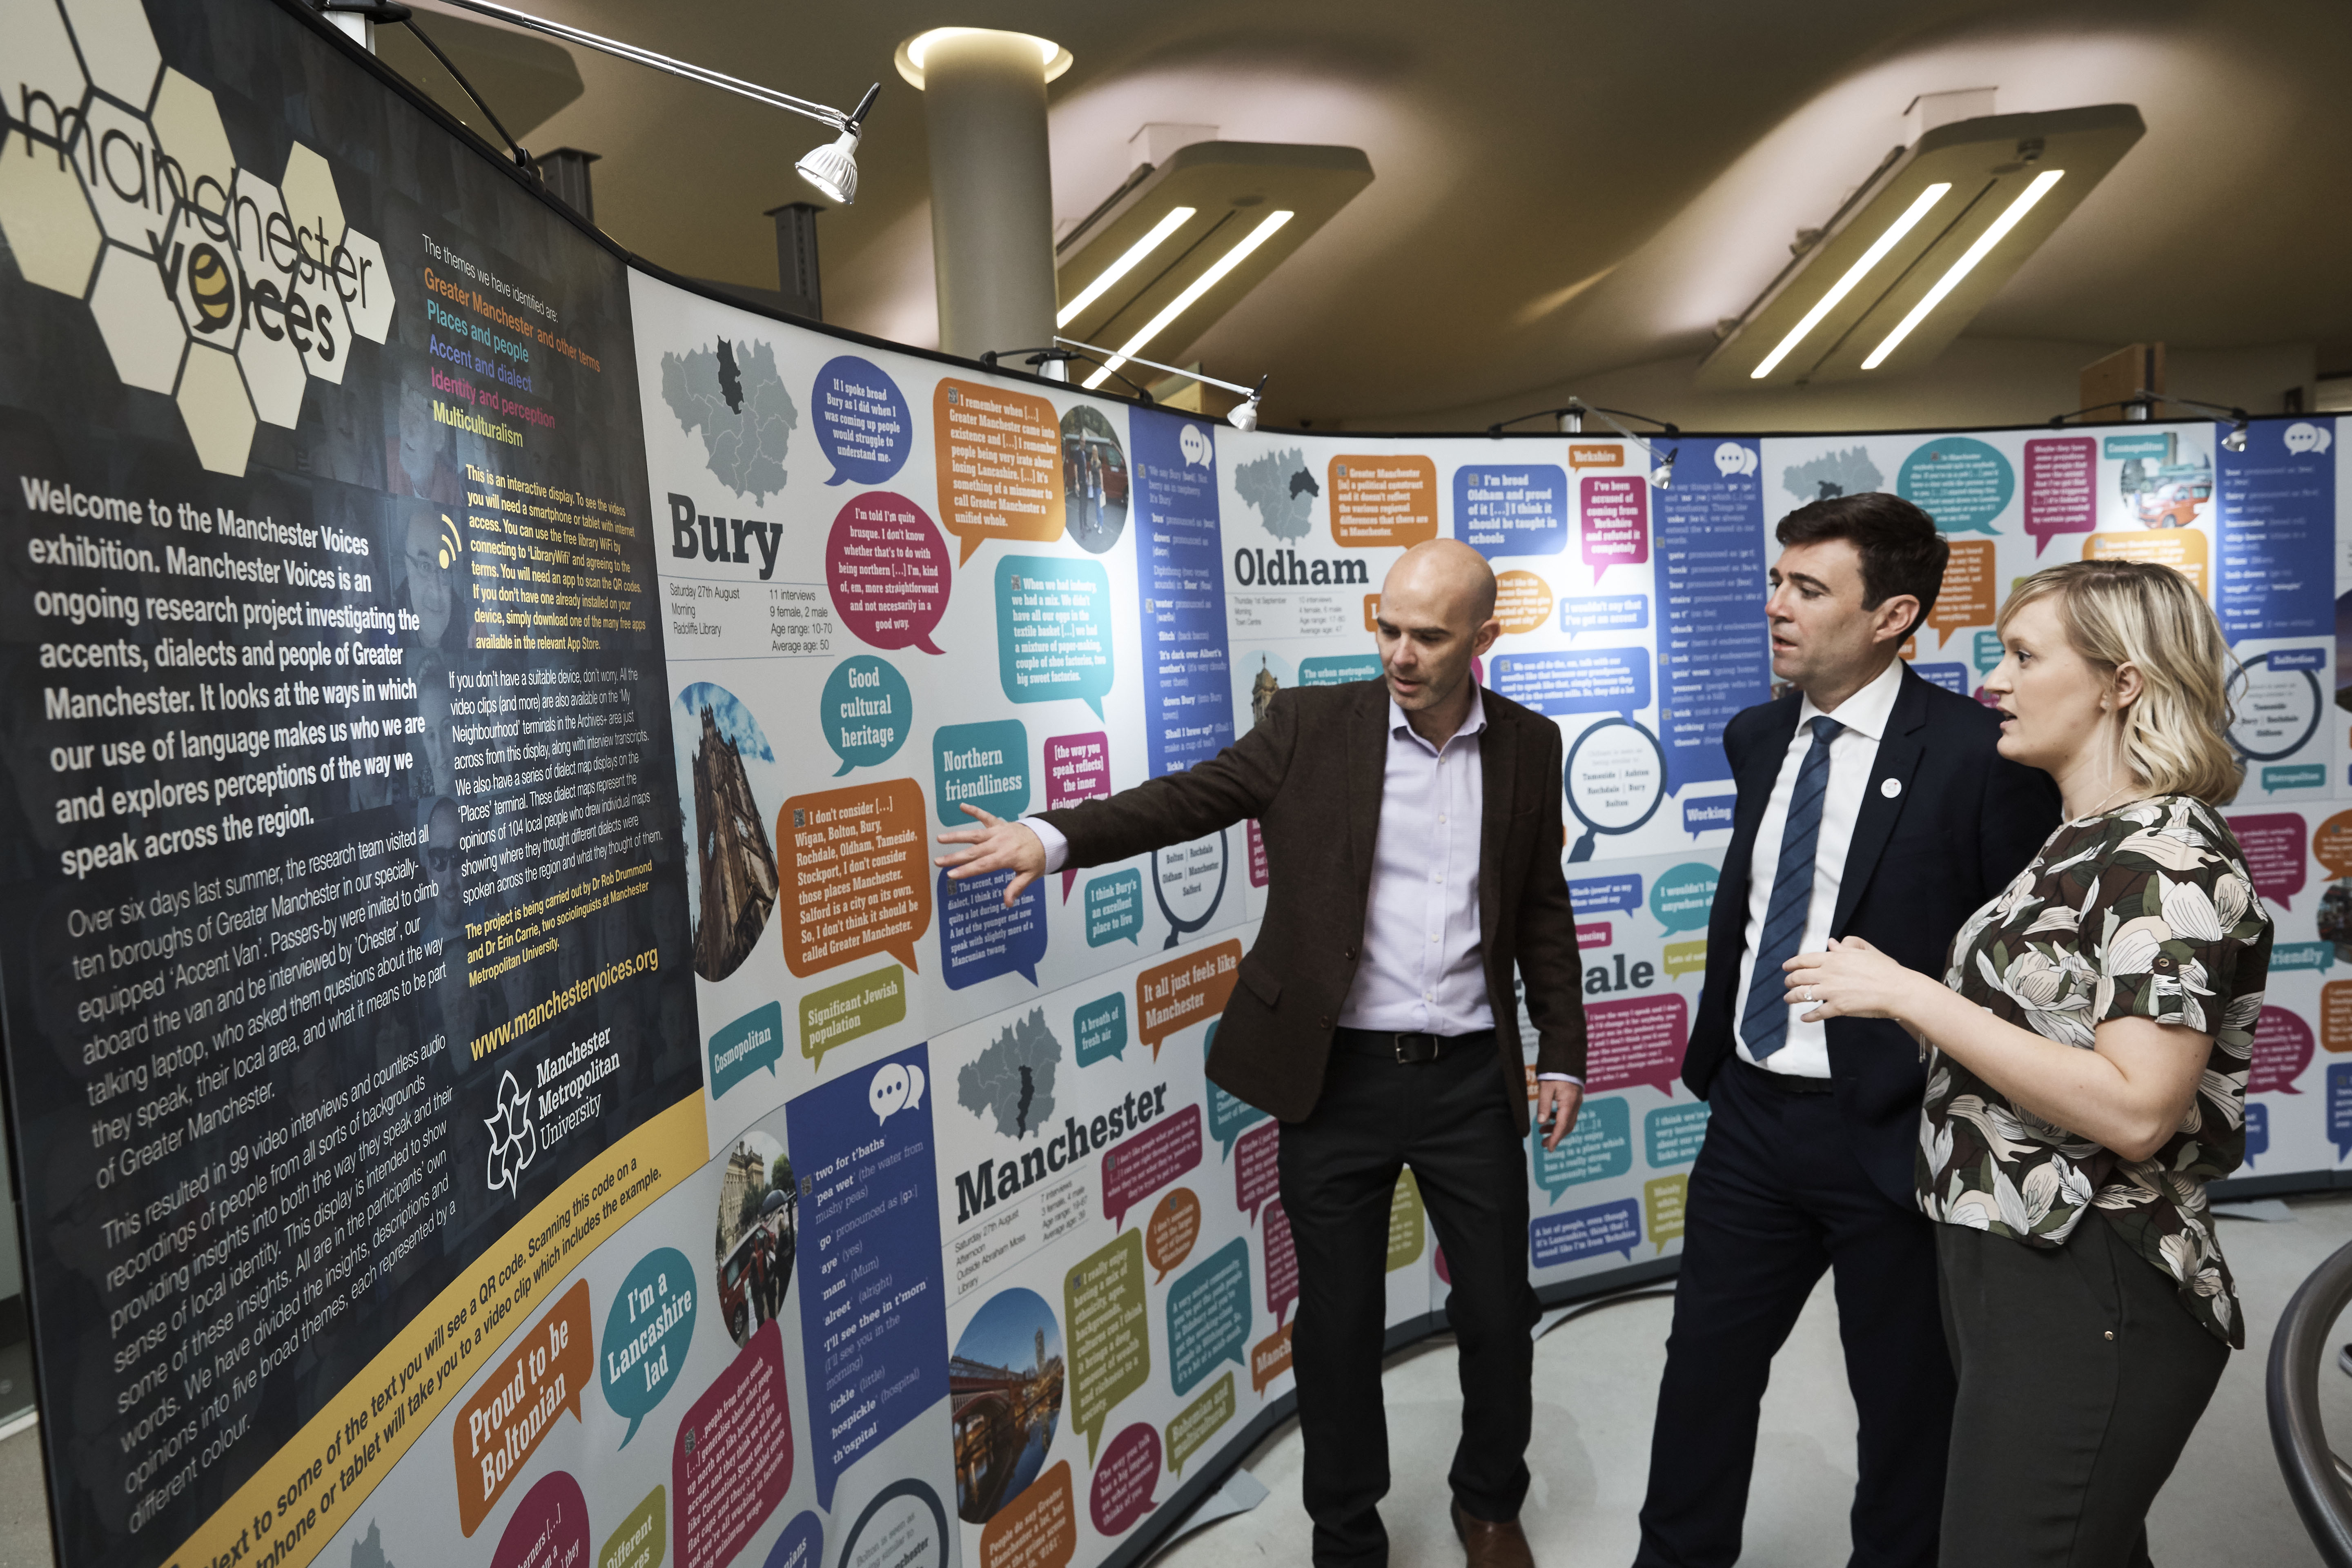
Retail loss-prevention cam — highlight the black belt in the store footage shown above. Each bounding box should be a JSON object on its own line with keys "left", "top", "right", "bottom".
{"left": 1735, "top": 1056, "right": 1834, "bottom": 1094}
{"left": 1333, "top": 1025, "right": 1495, "bottom": 1065}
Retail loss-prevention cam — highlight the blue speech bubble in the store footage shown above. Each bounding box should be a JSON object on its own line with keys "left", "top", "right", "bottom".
{"left": 1570, "top": 874, "right": 1643, "bottom": 917}
{"left": 1085, "top": 869, "right": 1145, "bottom": 947}
{"left": 2244, "top": 1102, "right": 2269, "bottom": 1168}
{"left": 1529, "top": 1198, "right": 1642, "bottom": 1267}
{"left": 1491, "top": 648, "right": 1650, "bottom": 719}
{"left": 1204, "top": 1022, "right": 1267, "bottom": 1159}
{"left": 1532, "top": 1096, "right": 1631, "bottom": 1203}
{"left": 1897, "top": 436, "right": 2013, "bottom": 534}
{"left": 819, "top": 655, "right": 911, "bottom": 776}
{"left": 1650, "top": 863, "right": 1718, "bottom": 935}
{"left": 763, "top": 1512, "right": 824, "bottom": 1568}
{"left": 938, "top": 867, "right": 1047, "bottom": 988}
{"left": 2265, "top": 764, "right": 2328, "bottom": 791}
{"left": 708, "top": 1002, "right": 784, "bottom": 1099}
{"left": 2270, "top": 646, "right": 2328, "bottom": 671}
{"left": 1299, "top": 654, "right": 1382, "bottom": 687}
{"left": 601, "top": 1247, "right": 697, "bottom": 1446}
{"left": 1911, "top": 662, "right": 1968, "bottom": 695}
{"left": 1455, "top": 463, "right": 1567, "bottom": 559}
{"left": 813, "top": 354, "right": 911, "bottom": 486}
{"left": 1560, "top": 595, "right": 1648, "bottom": 637}
{"left": 2274, "top": 942, "right": 2337, "bottom": 974}
{"left": 1644, "top": 1102, "right": 1711, "bottom": 1167}
{"left": 1166, "top": 1237, "right": 1252, "bottom": 1395}
{"left": 2331, "top": 1065, "right": 2352, "bottom": 1160}
{"left": 932, "top": 717, "right": 1028, "bottom": 824}
{"left": 1972, "top": 630, "right": 2007, "bottom": 674}
{"left": 1076, "top": 993, "right": 1128, "bottom": 1066}
{"left": 1682, "top": 795, "right": 1735, "bottom": 838}
{"left": 996, "top": 555, "right": 1114, "bottom": 720}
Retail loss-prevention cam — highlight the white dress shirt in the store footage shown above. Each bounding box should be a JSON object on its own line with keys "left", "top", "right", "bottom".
{"left": 1731, "top": 656, "right": 1905, "bottom": 1078}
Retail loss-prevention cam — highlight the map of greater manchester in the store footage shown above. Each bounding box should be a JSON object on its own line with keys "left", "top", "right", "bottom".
{"left": 1234, "top": 448, "right": 1319, "bottom": 540}
{"left": 958, "top": 1008, "right": 1061, "bottom": 1138}
{"left": 1782, "top": 445, "right": 1883, "bottom": 505}
{"left": 662, "top": 336, "right": 799, "bottom": 502}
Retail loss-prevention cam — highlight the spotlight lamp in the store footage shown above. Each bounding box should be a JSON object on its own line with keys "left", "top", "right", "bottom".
{"left": 1488, "top": 401, "right": 1681, "bottom": 488}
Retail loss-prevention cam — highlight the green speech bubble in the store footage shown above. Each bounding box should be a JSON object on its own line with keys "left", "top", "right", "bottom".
{"left": 597, "top": 1488, "right": 664, "bottom": 1568}
{"left": 800, "top": 963, "right": 906, "bottom": 1072}
{"left": 1644, "top": 1174, "right": 1688, "bottom": 1253}
{"left": 1662, "top": 938, "right": 1708, "bottom": 981}
{"left": 1385, "top": 1169, "right": 1425, "bottom": 1272}
{"left": 1165, "top": 1371, "right": 1236, "bottom": 1475}
{"left": 1065, "top": 1229, "right": 1152, "bottom": 1462}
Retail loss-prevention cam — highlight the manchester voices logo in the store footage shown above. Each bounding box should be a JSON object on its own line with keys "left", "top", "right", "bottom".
{"left": 0, "top": 0, "right": 395, "bottom": 472}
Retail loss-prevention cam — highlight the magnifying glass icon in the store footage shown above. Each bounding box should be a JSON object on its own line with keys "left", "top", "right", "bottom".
{"left": 1563, "top": 717, "right": 1667, "bottom": 862}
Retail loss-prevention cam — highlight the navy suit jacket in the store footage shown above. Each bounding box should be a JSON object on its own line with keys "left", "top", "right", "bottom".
{"left": 1684, "top": 665, "right": 2062, "bottom": 1206}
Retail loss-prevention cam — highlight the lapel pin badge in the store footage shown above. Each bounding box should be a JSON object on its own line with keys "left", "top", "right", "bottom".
{"left": 1880, "top": 777, "right": 1902, "bottom": 799}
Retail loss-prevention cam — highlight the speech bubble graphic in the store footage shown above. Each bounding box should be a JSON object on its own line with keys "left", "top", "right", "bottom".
{"left": 1146, "top": 1187, "right": 1203, "bottom": 1283}
{"left": 1386, "top": 1169, "right": 1427, "bottom": 1271}
{"left": 2284, "top": 421, "right": 2333, "bottom": 455}
{"left": 1090, "top": 1427, "right": 1162, "bottom": 1538}
{"left": 2245, "top": 1102, "right": 2270, "bottom": 1167}
{"left": 1493, "top": 648, "right": 1651, "bottom": 718}
{"left": 602, "top": 1249, "right": 698, "bottom": 1447}
{"left": 1898, "top": 436, "right": 2013, "bottom": 535}
{"left": 821, "top": 655, "right": 913, "bottom": 776}
{"left": 1329, "top": 454, "right": 1438, "bottom": 548}
{"left": 1973, "top": 630, "right": 2007, "bottom": 673}
{"left": 2314, "top": 811, "right": 2352, "bottom": 882}
{"left": 1103, "top": 1102, "right": 1203, "bottom": 1229}
{"left": 1137, "top": 939, "right": 1242, "bottom": 1056}
{"left": 2275, "top": 943, "right": 2337, "bottom": 974}
{"left": 827, "top": 491, "right": 949, "bottom": 655}
{"left": 1579, "top": 474, "right": 1649, "bottom": 585}
{"left": 1455, "top": 463, "right": 1567, "bottom": 559}
{"left": 1650, "top": 863, "right": 1718, "bottom": 935}
{"left": 1262, "top": 1197, "right": 1301, "bottom": 1326}
{"left": 1075, "top": 993, "right": 1129, "bottom": 1066}
{"left": 673, "top": 1321, "right": 793, "bottom": 1568}
{"left": 1645, "top": 1102, "right": 1711, "bottom": 1167}
{"left": 2325, "top": 981, "right": 2352, "bottom": 1053}
{"left": 1085, "top": 870, "right": 1146, "bottom": 947}
{"left": 2332, "top": 1065, "right": 2352, "bottom": 1160}
{"left": 978, "top": 1460, "right": 1076, "bottom": 1568}
{"left": 1179, "top": 424, "right": 1214, "bottom": 468}
{"left": 1234, "top": 1120, "right": 1281, "bottom": 1225}
{"left": 1587, "top": 993, "right": 1689, "bottom": 1097}
{"left": 996, "top": 555, "right": 1114, "bottom": 719}
{"left": 2084, "top": 529, "right": 2209, "bottom": 596}
{"left": 1251, "top": 1321, "right": 1295, "bottom": 1395}
{"left": 1662, "top": 938, "right": 1708, "bottom": 980}
{"left": 2266, "top": 765, "right": 2328, "bottom": 792}
{"left": 1927, "top": 538, "right": 1996, "bottom": 644}
{"left": 711, "top": 1001, "right": 786, "bottom": 1097}
{"left": 799, "top": 965, "right": 906, "bottom": 1072}
{"left": 1065, "top": 1230, "right": 1151, "bottom": 1462}
{"left": 1713, "top": 441, "right": 1760, "bottom": 478}
{"left": 814, "top": 355, "right": 911, "bottom": 485}
{"left": 1568, "top": 443, "right": 1625, "bottom": 471}
{"left": 1491, "top": 569, "right": 1556, "bottom": 635}
{"left": 602, "top": 1488, "right": 670, "bottom": 1568}
{"left": 1166, "top": 1237, "right": 1252, "bottom": 1395}
{"left": 457, "top": 1279, "right": 592, "bottom": 1535}
{"left": 935, "top": 378, "right": 1065, "bottom": 564}
{"left": 2225, "top": 812, "right": 2308, "bottom": 909}
{"left": 938, "top": 867, "right": 1048, "bottom": 988}
{"left": 1247, "top": 818, "right": 1269, "bottom": 887}
{"left": 1165, "top": 1372, "right": 1237, "bottom": 1477}
{"left": 837, "top": 1483, "right": 949, "bottom": 1568}
{"left": 1577, "top": 920, "right": 1613, "bottom": 950}
{"left": 1530, "top": 1197, "right": 1642, "bottom": 1267}
{"left": 780, "top": 780, "right": 932, "bottom": 976}
{"left": 870, "top": 1058, "right": 928, "bottom": 1123}
{"left": 1044, "top": 730, "right": 1110, "bottom": 898}
{"left": 1571, "top": 874, "right": 1644, "bottom": 917}
{"left": 1205, "top": 1026, "right": 1270, "bottom": 1158}
{"left": 1559, "top": 593, "right": 1648, "bottom": 638}
{"left": 934, "top": 718, "right": 1029, "bottom": 824}
{"left": 1682, "top": 795, "right": 1735, "bottom": 837}
{"left": 1299, "top": 653, "right": 1383, "bottom": 686}
{"left": 1911, "top": 662, "right": 1969, "bottom": 695}
{"left": 2024, "top": 436, "right": 2097, "bottom": 554}
{"left": 2252, "top": 1006, "right": 2315, "bottom": 1095}
{"left": 1644, "top": 1174, "right": 1690, "bottom": 1252}
{"left": 1532, "top": 1095, "right": 1632, "bottom": 1203}
{"left": 493, "top": 1471, "right": 590, "bottom": 1568}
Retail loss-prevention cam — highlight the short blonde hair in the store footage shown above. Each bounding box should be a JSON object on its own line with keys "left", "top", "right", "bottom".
{"left": 1996, "top": 559, "right": 2242, "bottom": 805}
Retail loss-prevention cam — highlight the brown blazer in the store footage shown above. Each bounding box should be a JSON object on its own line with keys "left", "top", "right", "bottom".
{"left": 1037, "top": 679, "right": 1586, "bottom": 1133}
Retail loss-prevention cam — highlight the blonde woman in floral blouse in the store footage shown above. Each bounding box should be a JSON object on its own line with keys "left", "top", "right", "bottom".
{"left": 1782, "top": 559, "right": 2269, "bottom": 1568}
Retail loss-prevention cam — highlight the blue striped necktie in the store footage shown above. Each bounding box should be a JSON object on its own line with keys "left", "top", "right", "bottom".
{"left": 1742, "top": 715, "right": 1843, "bottom": 1060}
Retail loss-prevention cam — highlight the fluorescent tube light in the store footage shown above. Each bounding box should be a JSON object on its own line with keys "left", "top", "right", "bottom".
{"left": 1086, "top": 209, "right": 1293, "bottom": 389}
{"left": 1057, "top": 207, "right": 1196, "bottom": 328}
{"left": 1748, "top": 183, "right": 1950, "bottom": 379}
{"left": 1862, "top": 169, "right": 2063, "bottom": 370}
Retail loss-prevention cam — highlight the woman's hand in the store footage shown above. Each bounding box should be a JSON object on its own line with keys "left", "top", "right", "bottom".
{"left": 1782, "top": 935, "right": 1929, "bottom": 1024}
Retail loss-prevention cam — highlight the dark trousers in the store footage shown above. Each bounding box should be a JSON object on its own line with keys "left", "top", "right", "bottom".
{"left": 1277, "top": 1032, "right": 1538, "bottom": 1568}
{"left": 1636, "top": 1060, "right": 1953, "bottom": 1568}
{"left": 1937, "top": 1217, "right": 2228, "bottom": 1567}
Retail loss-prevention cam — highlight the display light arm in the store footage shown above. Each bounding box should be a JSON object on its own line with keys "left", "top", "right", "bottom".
{"left": 320, "top": 3, "right": 539, "bottom": 167}
{"left": 2049, "top": 387, "right": 2250, "bottom": 449}
{"left": 979, "top": 347, "right": 1158, "bottom": 405}
{"left": 1052, "top": 337, "right": 1269, "bottom": 430}
{"left": 1486, "top": 400, "right": 1682, "bottom": 487}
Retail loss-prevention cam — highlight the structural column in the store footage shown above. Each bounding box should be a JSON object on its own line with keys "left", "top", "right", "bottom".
{"left": 907, "top": 30, "right": 1060, "bottom": 360}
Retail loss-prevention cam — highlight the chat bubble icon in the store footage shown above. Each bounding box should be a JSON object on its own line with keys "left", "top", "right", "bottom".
{"left": 1494, "top": 650, "right": 1651, "bottom": 719}
{"left": 2332, "top": 1065, "right": 2352, "bottom": 1159}
{"left": 601, "top": 1488, "right": 670, "bottom": 1568}
{"left": 1075, "top": 993, "right": 1128, "bottom": 1066}
{"left": 826, "top": 491, "right": 949, "bottom": 655}
{"left": 1559, "top": 593, "right": 1648, "bottom": 638}
{"left": 1972, "top": 630, "right": 2007, "bottom": 673}
{"left": 1262, "top": 1197, "right": 1300, "bottom": 1326}
{"left": 2023, "top": 437, "right": 2097, "bottom": 554}
{"left": 2315, "top": 811, "right": 2352, "bottom": 882}
{"left": 1328, "top": 454, "right": 1438, "bottom": 548}
{"left": 2084, "top": 529, "right": 2209, "bottom": 596}
{"left": 813, "top": 354, "right": 912, "bottom": 486}
{"left": 1166, "top": 1237, "right": 1252, "bottom": 1394}
{"left": 1454, "top": 463, "right": 1567, "bottom": 559}
{"left": 1682, "top": 795, "right": 1734, "bottom": 838}
{"left": 710, "top": 1002, "right": 785, "bottom": 1097}
{"left": 1713, "top": 441, "right": 1760, "bottom": 478}
{"left": 2325, "top": 981, "right": 2352, "bottom": 1053}
{"left": 760, "top": 1512, "right": 822, "bottom": 1568}
{"left": 1571, "top": 874, "right": 1644, "bottom": 917}
{"left": 1662, "top": 938, "right": 1708, "bottom": 980}
{"left": 1299, "top": 653, "right": 1383, "bottom": 686}
{"left": 1044, "top": 731, "right": 1110, "bottom": 898}
{"left": 932, "top": 717, "right": 1028, "bottom": 824}
{"left": 1491, "top": 570, "right": 1556, "bottom": 635}
{"left": 1644, "top": 1174, "right": 1690, "bottom": 1252}
{"left": 799, "top": 964, "right": 906, "bottom": 1072}
{"left": 938, "top": 867, "right": 1048, "bottom": 988}
{"left": 1579, "top": 474, "right": 1649, "bottom": 586}
{"left": 1587, "top": 993, "right": 1689, "bottom": 1097}
{"left": 978, "top": 1459, "right": 1076, "bottom": 1568}
{"left": 1136, "top": 939, "right": 1242, "bottom": 1056}
{"left": 1911, "top": 662, "right": 1969, "bottom": 695}
{"left": 2275, "top": 942, "right": 2336, "bottom": 974}
{"left": 1898, "top": 436, "right": 2013, "bottom": 535}
{"left": 837, "top": 1482, "right": 949, "bottom": 1568}
{"left": 1145, "top": 1187, "right": 1203, "bottom": 1283}
{"left": 1103, "top": 1102, "right": 1203, "bottom": 1229}
{"left": 1090, "top": 1427, "right": 1162, "bottom": 1537}
{"left": 671, "top": 1321, "right": 793, "bottom": 1568}
{"left": 1065, "top": 1230, "right": 1152, "bottom": 1461}
{"left": 1250, "top": 1321, "right": 1295, "bottom": 1395}
{"left": 2285, "top": 421, "right": 2333, "bottom": 456}
{"left": 601, "top": 1248, "right": 697, "bottom": 1447}
{"left": 1927, "top": 539, "right": 1996, "bottom": 645}
{"left": 1531, "top": 1095, "right": 1631, "bottom": 1203}
{"left": 494, "top": 1471, "right": 590, "bottom": 1568}
{"left": 1529, "top": 1197, "right": 1641, "bottom": 1267}
{"left": 1568, "top": 443, "right": 1625, "bottom": 471}
{"left": 1082, "top": 871, "right": 1145, "bottom": 947}
{"left": 1650, "top": 863, "right": 1717, "bottom": 935}
{"left": 1234, "top": 1119, "right": 1280, "bottom": 1224}
{"left": 2252, "top": 1006, "right": 2315, "bottom": 1095}
{"left": 820, "top": 655, "right": 913, "bottom": 776}
{"left": 2243, "top": 1102, "right": 2269, "bottom": 1167}
{"left": 1179, "top": 424, "right": 1214, "bottom": 468}
{"left": 2218, "top": 812, "right": 2305, "bottom": 910}
{"left": 934, "top": 378, "right": 1066, "bottom": 564}
{"left": 1205, "top": 1026, "right": 1270, "bottom": 1158}
{"left": 458, "top": 1280, "right": 593, "bottom": 1535}
{"left": 781, "top": 780, "right": 932, "bottom": 976}
{"left": 1165, "top": 1372, "right": 1237, "bottom": 1477}
{"left": 1386, "top": 1169, "right": 1426, "bottom": 1271}
{"left": 869, "top": 1059, "right": 928, "bottom": 1123}
{"left": 1644, "top": 1102, "right": 1711, "bottom": 1167}
{"left": 996, "top": 555, "right": 1114, "bottom": 719}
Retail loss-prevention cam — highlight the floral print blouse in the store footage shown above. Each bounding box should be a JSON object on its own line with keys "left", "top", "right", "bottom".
{"left": 1918, "top": 795, "right": 2272, "bottom": 1347}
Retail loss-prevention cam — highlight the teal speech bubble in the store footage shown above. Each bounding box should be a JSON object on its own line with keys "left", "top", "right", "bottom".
{"left": 1650, "top": 862, "right": 1718, "bottom": 935}
{"left": 2274, "top": 942, "right": 2336, "bottom": 973}
{"left": 2265, "top": 764, "right": 2327, "bottom": 792}
{"left": 996, "top": 555, "right": 1114, "bottom": 719}
{"left": 1644, "top": 1102, "right": 1711, "bottom": 1167}
{"left": 1299, "top": 654, "right": 1381, "bottom": 687}
{"left": 1203, "top": 1022, "right": 1267, "bottom": 1159}
{"left": 708, "top": 1002, "right": 784, "bottom": 1098}
{"left": 1165, "top": 1237, "right": 1252, "bottom": 1396}
{"left": 1898, "top": 436, "right": 2013, "bottom": 534}
{"left": 601, "top": 1246, "right": 697, "bottom": 1447}
{"left": 1085, "top": 869, "right": 1145, "bottom": 946}
{"left": 819, "top": 655, "right": 911, "bottom": 776}
{"left": 1973, "top": 630, "right": 2005, "bottom": 675}
{"left": 1075, "top": 993, "right": 1128, "bottom": 1066}
{"left": 2103, "top": 432, "right": 2172, "bottom": 460}
{"left": 931, "top": 717, "right": 1028, "bottom": 825}
{"left": 1532, "top": 1095, "right": 1630, "bottom": 1203}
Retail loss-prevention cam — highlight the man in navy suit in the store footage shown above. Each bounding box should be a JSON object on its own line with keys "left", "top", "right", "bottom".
{"left": 1632, "top": 493, "right": 2060, "bottom": 1567}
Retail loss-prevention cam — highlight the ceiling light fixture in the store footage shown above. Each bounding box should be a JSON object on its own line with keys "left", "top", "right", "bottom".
{"left": 1488, "top": 401, "right": 1680, "bottom": 489}
{"left": 896, "top": 27, "right": 1074, "bottom": 85}
{"left": 1860, "top": 169, "right": 2062, "bottom": 370}
{"left": 1749, "top": 183, "right": 1950, "bottom": 379}
{"left": 1083, "top": 210, "right": 1293, "bottom": 390}
{"left": 1056, "top": 207, "right": 1196, "bottom": 329}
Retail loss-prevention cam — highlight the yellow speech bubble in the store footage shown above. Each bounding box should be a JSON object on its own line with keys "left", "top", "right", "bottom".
{"left": 1661, "top": 938, "right": 1708, "bottom": 980}
{"left": 2082, "top": 529, "right": 2209, "bottom": 596}
{"left": 1644, "top": 1174, "right": 1688, "bottom": 1254}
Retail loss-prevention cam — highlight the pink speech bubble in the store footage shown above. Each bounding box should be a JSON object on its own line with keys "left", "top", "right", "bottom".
{"left": 1234, "top": 1120, "right": 1281, "bottom": 1225}
{"left": 1247, "top": 820, "right": 1269, "bottom": 890}
{"left": 1432, "top": 1244, "right": 1449, "bottom": 1286}
{"left": 2023, "top": 437, "right": 2097, "bottom": 556}
{"left": 1575, "top": 920, "right": 1612, "bottom": 950}
{"left": 1046, "top": 731, "right": 1109, "bottom": 900}
{"left": 1089, "top": 1423, "right": 1162, "bottom": 1536}
{"left": 2228, "top": 812, "right": 2307, "bottom": 911}
{"left": 826, "top": 490, "right": 948, "bottom": 655}
{"left": 492, "top": 1471, "right": 588, "bottom": 1568}
{"left": 2252, "top": 1006, "right": 2315, "bottom": 1095}
{"left": 674, "top": 1321, "right": 793, "bottom": 1568}
{"left": 1262, "top": 1198, "right": 1300, "bottom": 1326}
{"left": 1586, "top": 993, "right": 1689, "bottom": 1096}
{"left": 1579, "top": 475, "right": 1648, "bottom": 587}
{"left": 1103, "top": 1102, "right": 1203, "bottom": 1229}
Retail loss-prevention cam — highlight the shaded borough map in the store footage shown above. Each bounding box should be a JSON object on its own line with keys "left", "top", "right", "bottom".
{"left": 958, "top": 1008, "right": 1061, "bottom": 1138}
{"left": 1234, "top": 448, "right": 1319, "bottom": 540}
{"left": 662, "top": 335, "right": 800, "bottom": 502}
{"left": 1781, "top": 445, "right": 1883, "bottom": 504}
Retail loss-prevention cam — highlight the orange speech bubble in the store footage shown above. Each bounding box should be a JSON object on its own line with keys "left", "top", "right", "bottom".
{"left": 1250, "top": 1321, "right": 1295, "bottom": 1395}
{"left": 2324, "top": 982, "right": 2352, "bottom": 1054}
{"left": 1145, "top": 1187, "right": 1202, "bottom": 1283}
{"left": 1567, "top": 443, "right": 1625, "bottom": 471}
{"left": 1136, "top": 939, "right": 1241, "bottom": 1056}
{"left": 778, "top": 779, "right": 932, "bottom": 976}
{"left": 1928, "top": 538, "right": 1995, "bottom": 643}
{"left": 980, "top": 1459, "right": 1076, "bottom": 1568}
{"left": 1327, "top": 455, "right": 1437, "bottom": 549}
{"left": 2083, "top": 529, "right": 2209, "bottom": 596}
{"left": 2318, "top": 812, "right": 2352, "bottom": 880}
{"left": 935, "top": 378, "right": 1065, "bottom": 565}
{"left": 454, "top": 1279, "right": 591, "bottom": 1536}
{"left": 1362, "top": 593, "right": 1381, "bottom": 632}
{"left": 1494, "top": 569, "right": 1554, "bottom": 635}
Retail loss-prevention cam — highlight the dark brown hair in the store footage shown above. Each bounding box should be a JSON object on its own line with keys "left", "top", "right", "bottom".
{"left": 1775, "top": 492, "right": 1948, "bottom": 639}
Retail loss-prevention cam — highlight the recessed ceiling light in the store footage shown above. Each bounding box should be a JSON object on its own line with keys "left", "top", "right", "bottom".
{"left": 1057, "top": 207, "right": 1196, "bottom": 329}
{"left": 1085, "top": 209, "right": 1293, "bottom": 390}
{"left": 1861, "top": 169, "right": 2062, "bottom": 369}
{"left": 896, "top": 29, "right": 1073, "bottom": 89}
{"left": 1750, "top": 183, "right": 1949, "bottom": 379}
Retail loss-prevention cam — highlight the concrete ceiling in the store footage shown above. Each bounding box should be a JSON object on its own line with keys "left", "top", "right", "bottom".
{"left": 395, "top": 0, "right": 2352, "bottom": 429}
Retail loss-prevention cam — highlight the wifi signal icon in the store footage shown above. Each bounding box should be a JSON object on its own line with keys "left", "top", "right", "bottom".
{"left": 436, "top": 514, "right": 464, "bottom": 568}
